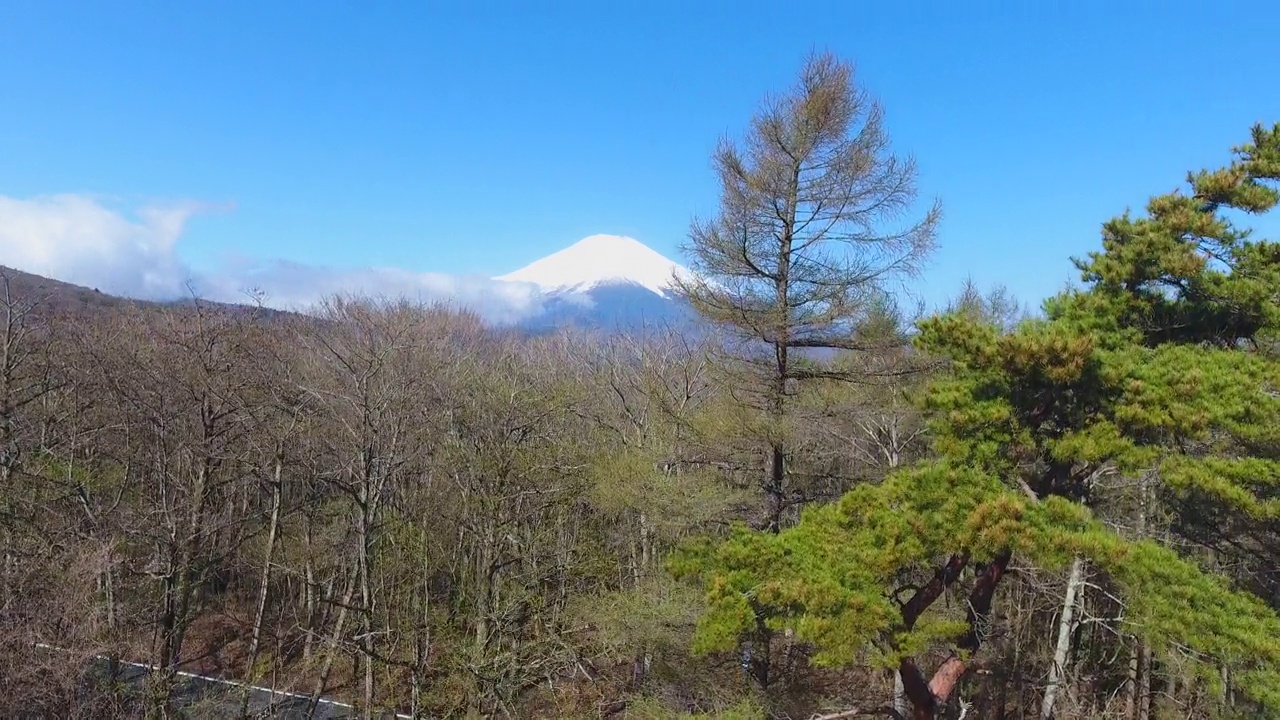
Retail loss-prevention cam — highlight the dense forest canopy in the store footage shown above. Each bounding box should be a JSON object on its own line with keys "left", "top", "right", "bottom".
{"left": 0, "top": 52, "right": 1276, "bottom": 720}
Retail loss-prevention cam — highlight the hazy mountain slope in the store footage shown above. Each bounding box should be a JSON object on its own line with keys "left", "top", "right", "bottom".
{"left": 0, "top": 265, "right": 293, "bottom": 324}
{"left": 0, "top": 234, "right": 696, "bottom": 333}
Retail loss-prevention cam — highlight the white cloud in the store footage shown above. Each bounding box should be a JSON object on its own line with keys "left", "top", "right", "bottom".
{"left": 209, "top": 260, "right": 545, "bottom": 324}
{"left": 0, "top": 194, "right": 200, "bottom": 299}
{"left": 0, "top": 194, "right": 545, "bottom": 324}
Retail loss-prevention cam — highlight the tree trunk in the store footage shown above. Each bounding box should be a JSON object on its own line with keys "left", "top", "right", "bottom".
{"left": 303, "top": 522, "right": 316, "bottom": 662}
{"left": 1040, "top": 556, "right": 1084, "bottom": 719}
{"left": 1126, "top": 474, "right": 1152, "bottom": 720}
{"left": 893, "top": 669, "right": 908, "bottom": 719}
{"left": 1136, "top": 644, "right": 1151, "bottom": 720}
{"left": 639, "top": 511, "right": 652, "bottom": 573}
{"left": 358, "top": 479, "right": 376, "bottom": 720}
{"left": 747, "top": 609, "right": 772, "bottom": 690}
{"left": 105, "top": 548, "right": 117, "bottom": 631}
{"left": 902, "top": 551, "right": 1011, "bottom": 719}
{"left": 164, "top": 459, "right": 213, "bottom": 674}
{"left": 307, "top": 565, "right": 358, "bottom": 717}
{"left": 411, "top": 535, "right": 431, "bottom": 720}
{"left": 765, "top": 442, "right": 786, "bottom": 533}
{"left": 239, "top": 456, "right": 283, "bottom": 719}
{"left": 888, "top": 443, "right": 906, "bottom": 719}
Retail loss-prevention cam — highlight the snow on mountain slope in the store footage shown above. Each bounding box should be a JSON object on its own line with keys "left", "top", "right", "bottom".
{"left": 496, "top": 234, "right": 690, "bottom": 297}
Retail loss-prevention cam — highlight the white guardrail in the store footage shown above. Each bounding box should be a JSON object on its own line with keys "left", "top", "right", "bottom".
{"left": 34, "top": 642, "right": 414, "bottom": 719}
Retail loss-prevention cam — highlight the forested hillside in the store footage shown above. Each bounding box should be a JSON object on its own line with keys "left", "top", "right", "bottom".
{"left": 1, "top": 53, "right": 1277, "bottom": 720}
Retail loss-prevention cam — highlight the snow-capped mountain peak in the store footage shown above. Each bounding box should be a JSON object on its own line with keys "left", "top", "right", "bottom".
{"left": 496, "top": 234, "right": 689, "bottom": 297}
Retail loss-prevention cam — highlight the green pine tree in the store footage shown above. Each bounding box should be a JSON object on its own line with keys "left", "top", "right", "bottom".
{"left": 671, "top": 123, "right": 1280, "bottom": 719}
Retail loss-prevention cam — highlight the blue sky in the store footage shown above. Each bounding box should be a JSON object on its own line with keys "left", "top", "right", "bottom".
{"left": 1, "top": 0, "right": 1277, "bottom": 316}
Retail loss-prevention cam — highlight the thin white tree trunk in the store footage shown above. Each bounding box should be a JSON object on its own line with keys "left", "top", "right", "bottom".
{"left": 358, "top": 478, "right": 376, "bottom": 720}
{"left": 302, "top": 522, "right": 316, "bottom": 662}
{"left": 411, "top": 536, "right": 430, "bottom": 720}
{"left": 893, "top": 669, "right": 908, "bottom": 719}
{"left": 1041, "top": 556, "right": 1084, "bottom": 719}
{"left": 886, "top": 440, "right": 907, "bottom": 720}
{"left": 239, "top": 457, "right": 283, "bottom": 719}
{"left": 307, "top": 565, "right": 358, "bottom": 717}
{"left": 1136, "top": 644, "right": 1151, "bottom": 720}
{"left": 1133, "top": 476, "right": 1152, "bottom": 720}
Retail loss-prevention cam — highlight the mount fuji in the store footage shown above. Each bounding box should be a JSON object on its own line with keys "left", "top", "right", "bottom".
{"left": 495, "top": 234, "right": 696, "bottom": 332}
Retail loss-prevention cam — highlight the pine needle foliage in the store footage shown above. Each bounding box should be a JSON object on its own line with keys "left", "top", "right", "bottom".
{"left": 672, "top": 123, "right": 1280, "bottom": 716}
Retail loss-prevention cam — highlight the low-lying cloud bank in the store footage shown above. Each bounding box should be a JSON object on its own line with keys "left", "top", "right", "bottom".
{"left": 0, "top": 194, "right": 545, "bottom": 324}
